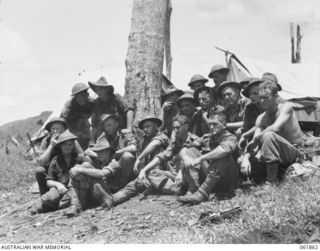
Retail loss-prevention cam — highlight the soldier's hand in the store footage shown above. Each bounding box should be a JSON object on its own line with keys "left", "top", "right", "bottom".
{"left": 245, "top": 140, "right": 257, "bottom": 154}
{"left": 133, "top": 159, "right": 141, "bottom": 174}
{"left": 50, "top": 133, "right": 59, "bottom": 147}
{"left": 121, "top": 128, "right": 132, "bottom": 135}
{"left": 240, "top": 155, "right": 251, "bottom": 177}
{"left": 69, "top": 166, "right": 83, "bottom": 178}
{"left": 56, "top": 183, "right": 67, "bottom": 194}
{"left": 238, "top": 135, "right": 247, "bottom": 150}
{"left": 175, "top": 171, "right": 183, "bottom": 186}
{"left": 137, "top": 169, "right": 146, "bottom": 183}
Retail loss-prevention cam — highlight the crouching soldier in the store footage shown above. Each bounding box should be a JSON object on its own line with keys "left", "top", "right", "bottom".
{"left": 65, "top": 138, "right": 131, "bottom": 217}
{"left": 60, "top": 83, "right": 94, "bottom": 150}
{"left": 178, "top": 113, "right": 239, "bottom": 204}
{"left": 30, "top": 131, "right": 89, "bottom": 214}
{"left": 92, "top": 116, "right": 169, "bottom": 209}
{"left": 34, "top": 118, "right": 83, "bottom": 199}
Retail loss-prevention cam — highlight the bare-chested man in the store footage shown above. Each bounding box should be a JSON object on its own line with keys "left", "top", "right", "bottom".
{"left": 242, "top": 81, "right": 304, "bottom": 185}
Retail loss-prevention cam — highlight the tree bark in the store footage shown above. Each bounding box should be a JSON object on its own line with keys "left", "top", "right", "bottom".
{"left": 164, "top": 0, "right": 172, "bottom": 79}
{"left": 124, "top": 0, "right": 170, "bottom": 124}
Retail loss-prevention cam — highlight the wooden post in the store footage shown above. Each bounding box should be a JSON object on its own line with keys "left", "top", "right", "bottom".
{"left": 124, "top": 0, "right": 169, "bottom": 123}
{"left": 164, "top": 0, "right": 172, "bottom": 79}
{"left": 290, "top": 23, "right": 296, "bottom": 63}
{"left": 295, "top": 24, "right": 302, "bottom": 63}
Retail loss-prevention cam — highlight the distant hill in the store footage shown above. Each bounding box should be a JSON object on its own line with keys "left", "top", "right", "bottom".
{"left": 0, "top": 111, "right": 52, "bottom": 144}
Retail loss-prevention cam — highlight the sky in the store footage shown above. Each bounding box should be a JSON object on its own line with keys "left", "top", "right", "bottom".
{"left": 0, "top": 0, "right": 319, "bottom": 125}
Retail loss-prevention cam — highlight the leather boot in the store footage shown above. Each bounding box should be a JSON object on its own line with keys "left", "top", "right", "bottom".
{"left": 177, "top": 191, "right": 207, "bottom": 204}
{"left": 64, "top": 187, "right": 82, "bottom": 217}
{"left": 93, "top": 183, "right": 114, "bottom": 210}
{"left": 29, "top": 200, "right": 45, "bottom": 215}
{"left": 177, "top": 170, "right": 220, "bottom": 204}
{"left": 266, "top": 163, "right": 279, "bottom": 184}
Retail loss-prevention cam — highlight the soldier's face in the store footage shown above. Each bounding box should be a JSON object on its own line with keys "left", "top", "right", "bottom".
{"left": 179, "top": 100, "right": 195, "bottom": 118}
{"left": 96, "top": 149, "right": 112, "bottom": 164}
{"left": 95, "top": 87, "right": 111, "bottom": 102}
{"left": 50, "top": 123, "right": 66, "bottom": 136}
{"left": 208, "top": 118, "right": 224, "bottom": 135}
{"left": 222, "top": 87, "right": 239, "bottom": 107}
{"left": 103, "top": 118, "right": 119, "bottom": 135}
{"left": 249, "top": 85, "right": 260, "bottom": 104}
{"left": 60, "top": 140, "right": 75, "bottom": 155}
{"left": 142, "top": 121, "right": 158, "bottom": 138}
{"left": 259, "top": 89, "right": 276, "bottom": 111}
{"left": 75, "top": 91, "right": 89, "bottom": 106}
{"left": 190, "top": 81, "right": 205, "bottom": 91}
{"left": 198, "top": 91, "right": 212, "bottom": 110}
{"left": 211, "top": 71, "right": 227, "bottom": 86}
{"left": 172, "top": 121, "right": 188, "bottom": 138}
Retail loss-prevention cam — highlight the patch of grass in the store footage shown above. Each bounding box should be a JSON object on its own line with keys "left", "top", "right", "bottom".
{"left": 185, "top": 174, "right": 320, "bottom": 243}
{"left": 0, "top": 144, "right": 35, "bottom": 191}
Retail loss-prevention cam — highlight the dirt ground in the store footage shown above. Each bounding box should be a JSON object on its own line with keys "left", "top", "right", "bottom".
{"left": 0, "top": 186, "right": 232, "bottom": 244}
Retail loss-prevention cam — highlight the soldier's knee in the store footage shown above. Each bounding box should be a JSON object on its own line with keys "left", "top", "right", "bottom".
{"left": 121, "top": 152, "right": 134, "bottom": 160}
{"left": 35, "top": 166, "right": 46, "bottom": 175}
{"left": 261, "top": 131, "right": 277, "bottom": 144}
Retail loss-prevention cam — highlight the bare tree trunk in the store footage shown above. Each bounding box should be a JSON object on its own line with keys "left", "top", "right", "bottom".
{"left": 124, "top": 0, "right": 169, "bottom": 124}
{"left": 290, "top": 23, "right": 296, "bottom": 63}
{"left": 295, "top": 24, "right": 302, "bottom": 63}
{"left": 164, "top": 0, "right": 172, "bottom": 79}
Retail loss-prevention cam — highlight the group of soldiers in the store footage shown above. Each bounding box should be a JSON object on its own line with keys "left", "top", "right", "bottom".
{"left": 30, "top": 64, "right": 310, "bottom": 216}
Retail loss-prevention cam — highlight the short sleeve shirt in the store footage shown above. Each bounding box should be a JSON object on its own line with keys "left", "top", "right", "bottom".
{"left": 97, "top": 130, "right": 137, "bottom": 152}
{"left": 156, "top": 133, "right": 201, "bottom": 165}
{"left": 46, "top": 152, "right": 88, "bottom": 186}
{"left": 140, "top": 132, "right": 169, "bottom": 165}
{"left": 90, "top": 158, "right": 121, "bottom": 176}
{"left": 209, "top": 131, "right": 238, "bottom": 158}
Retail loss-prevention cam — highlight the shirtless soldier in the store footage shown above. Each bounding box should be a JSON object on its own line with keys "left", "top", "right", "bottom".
{"left": 241, "top": 81, "right": 304, "bottom": 185}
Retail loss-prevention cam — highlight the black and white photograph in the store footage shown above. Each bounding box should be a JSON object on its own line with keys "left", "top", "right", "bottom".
{"left": 0, "top": 0, "right": 320, "bottom": 246}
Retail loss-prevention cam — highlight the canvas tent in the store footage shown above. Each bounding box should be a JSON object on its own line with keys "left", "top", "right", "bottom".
{"left": 226, "top": 52, "right": 320, "bottom": 99}
{"left": 226, "top": 51, "right": 320, "bottom": 134}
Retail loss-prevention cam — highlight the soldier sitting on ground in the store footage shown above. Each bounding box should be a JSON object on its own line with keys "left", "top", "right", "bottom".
{"left": 89, "top": 76, "right": 134, "bottom": 142}
{"left": 34, "top": 118, "right": 83, "bottom": 201}
{"left": 178, "top": 113, "right": 240, "bottom": 204}
{"left": 187, "top": 74, "right": 209, "bottom": 92}
{"left": 239, "top": 81, "right": 305, "bottom": 187}
{"left": 60, "top": 82, "right": 95, "bottom": 150}
{"left": 65, "top": 138, "right": 123, "bottom": 217}
{"left": 92, "top": 116, "right": 169, "bottom": 210}
{"left": 30, "top": 131, "right": 89, "bottom": 214}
